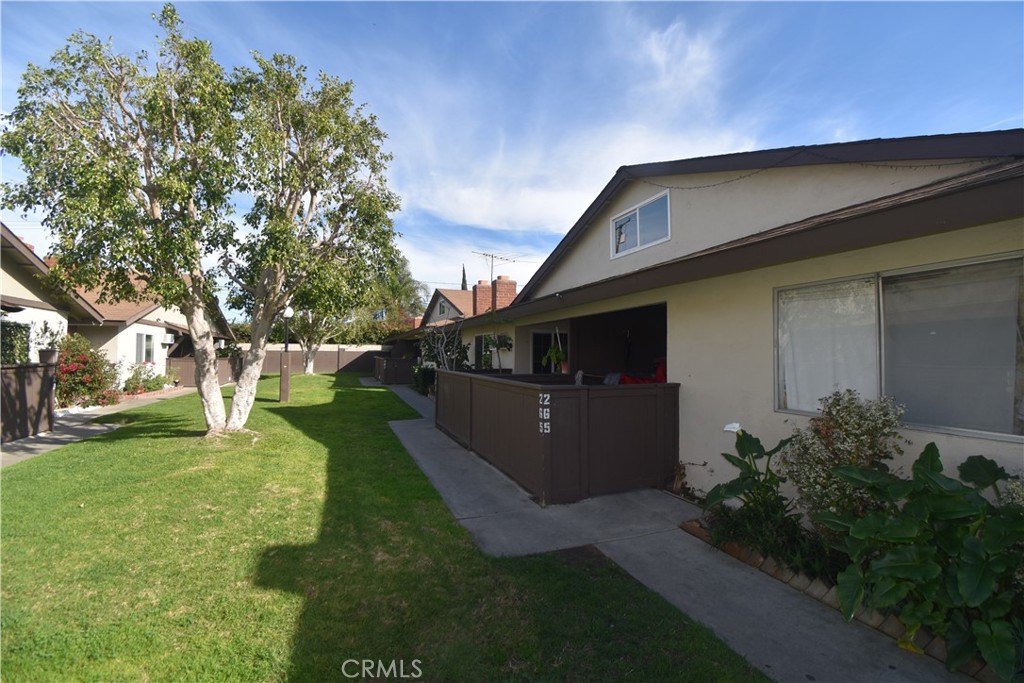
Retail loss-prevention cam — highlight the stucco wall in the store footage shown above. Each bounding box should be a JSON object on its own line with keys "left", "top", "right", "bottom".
{"left": 535, "top": 159, "right": 992, "bottom": 298}
{"left": 475, "top": 218, "right": 1023, "bottom": 498}
{"left": 664, "top": 219, "right": 1023, "bottom": 497}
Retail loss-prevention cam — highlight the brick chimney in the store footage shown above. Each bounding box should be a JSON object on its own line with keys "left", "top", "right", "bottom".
{"left": 472, "top": 280, "right": 492, "bottom": 316}
{"left": 491, "top": 275, "right": 517, "bottom": 311}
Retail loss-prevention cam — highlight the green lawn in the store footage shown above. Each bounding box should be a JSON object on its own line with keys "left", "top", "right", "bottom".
{"left": 1, "top": 373, "right": 769, "bottom": 682}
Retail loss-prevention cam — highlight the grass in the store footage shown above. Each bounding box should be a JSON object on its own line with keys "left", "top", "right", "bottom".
{"left": 1, "top": 373, "right": 770, "bottom": 682}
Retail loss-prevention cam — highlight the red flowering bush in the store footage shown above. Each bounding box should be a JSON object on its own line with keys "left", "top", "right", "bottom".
{"left": 55, "top": 334, "right": 119, "bottom": 407}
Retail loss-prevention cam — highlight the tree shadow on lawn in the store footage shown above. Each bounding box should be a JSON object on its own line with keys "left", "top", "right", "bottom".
{"left": 249, "top": 374, "right": 764, "bottom": 683}
{"left": 252, "top": 374, "right": 434, "bottom": 681}
{"left": 88, "top": 412, "right": 205, "bottom": 440}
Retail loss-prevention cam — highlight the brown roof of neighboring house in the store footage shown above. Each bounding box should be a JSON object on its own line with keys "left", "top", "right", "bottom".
{"left": 437, "top": 289, "right": 474, "bottom": 316}
{"left": 74, "top": 288, "right": 160, "bottom": 325}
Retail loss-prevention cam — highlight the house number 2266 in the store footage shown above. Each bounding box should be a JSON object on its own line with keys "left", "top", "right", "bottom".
{"left": 538, "top": 393, "right": 552, "bottom": 434}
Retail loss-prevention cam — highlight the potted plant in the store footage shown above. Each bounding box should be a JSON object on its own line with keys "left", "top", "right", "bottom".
{"left": 541, "top": 344, "right": 568, "bottom": 374}
{"left": 33, "top": 321, "right": 64, "bottom": 364}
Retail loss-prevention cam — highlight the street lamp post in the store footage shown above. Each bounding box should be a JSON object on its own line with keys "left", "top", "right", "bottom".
{"left": 280, "top": 306, "right": 294, "bottom": 403}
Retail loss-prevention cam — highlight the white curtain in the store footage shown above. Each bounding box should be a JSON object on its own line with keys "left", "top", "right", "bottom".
{"left": 777, "top": 278, "right": 879, "bottom": 412}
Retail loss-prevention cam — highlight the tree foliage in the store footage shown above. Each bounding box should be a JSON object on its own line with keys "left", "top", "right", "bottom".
{"left": 2, "top": 4, "right": 402, "bottom": 431}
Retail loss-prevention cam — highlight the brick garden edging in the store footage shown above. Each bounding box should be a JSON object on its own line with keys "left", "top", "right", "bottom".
{"left": 678, "top": 519, "right": 1001, "bottom": 683}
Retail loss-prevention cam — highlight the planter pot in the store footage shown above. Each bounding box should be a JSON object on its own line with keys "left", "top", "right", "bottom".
{"left": 38, "top": 349, "right": 59, "bottom": 365}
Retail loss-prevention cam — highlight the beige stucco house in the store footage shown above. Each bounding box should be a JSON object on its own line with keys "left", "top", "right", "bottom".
{"left": 1, "top": 223, "right": 104, "bottom": 360}
{"left": 454, "top": 129, "right": 1024, "bottom": 497}
{"left": 2, "top": 222, "right": 232, "bottom": 386}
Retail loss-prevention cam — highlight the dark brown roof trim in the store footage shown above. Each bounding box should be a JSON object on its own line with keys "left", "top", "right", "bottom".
{"left": 517, "top": 129, "right": 1024, "bottom": 301}
{"left": 483, "top": 158, "right": 1024, "bottom": 324}
{"left": 0, "top": 222, "right": 106, "bottom": 323}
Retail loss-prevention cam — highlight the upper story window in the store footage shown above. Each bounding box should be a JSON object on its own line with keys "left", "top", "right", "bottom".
{"left": 611, "top": 192, "right": 670, "bottom": 258}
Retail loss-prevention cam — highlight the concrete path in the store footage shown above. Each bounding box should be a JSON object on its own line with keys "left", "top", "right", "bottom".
{"left": 378, "top": 381, "right": 968, "bottom": 683}
{"left": 1, "top": 387, "right": 197, "bottom": 468}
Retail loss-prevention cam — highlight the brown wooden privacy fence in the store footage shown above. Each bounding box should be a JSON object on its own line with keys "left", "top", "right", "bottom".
{"left": 166, "top": 357, "right": 240, "bottom": 387}
{"left": 374, "top": 356, "right": 415, "bottom": 385}
{"left": 436, "top": 371, "right": 680, "bottom": 505}
{"left": 260, "top": 348, "right": 380, "bottom": 375}
{"left": 1, "top": 363, "right": 55, "bottom": 443}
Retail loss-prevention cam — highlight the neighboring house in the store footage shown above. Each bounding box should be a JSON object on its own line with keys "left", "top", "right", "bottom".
{"left": 453, "top": 129, "right": 1024, "bottom": 496}
{"left": 68, "top": 286, "right": 233, "bottom": 386}
{"left": 419, "top": 276, "right": 518, "bottom": 369}
{"left": 1, "top": 222, "right": 232, "bottom": 385}
{"left": 1, "top": 223, "right": 104, "bottom": 361}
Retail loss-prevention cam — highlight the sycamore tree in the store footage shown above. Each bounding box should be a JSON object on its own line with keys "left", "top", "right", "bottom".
{"left": 223, "top": 52, "right": 398, "bottom": 426}
{"left": 1, "top": 6, "right": 237, "bottom": 430}
{"left": 1, "top": 4, "right": 399, "bottom": 434}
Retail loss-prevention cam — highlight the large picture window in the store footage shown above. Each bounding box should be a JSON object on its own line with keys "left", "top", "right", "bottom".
{"left": 611, "top": 192, "right": 670, "bottom": 257}
{"left": 777, "top": 256, "right": 1023, "bottom": 437}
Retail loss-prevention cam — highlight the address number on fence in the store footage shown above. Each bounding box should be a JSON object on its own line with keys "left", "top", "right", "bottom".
{"left": 538, "top": 393, "right": 552, "bottom": 434}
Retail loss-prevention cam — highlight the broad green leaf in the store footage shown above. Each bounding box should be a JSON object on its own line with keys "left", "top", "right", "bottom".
{"left": 983, "top": 510, "right": 1024, "bottom": 554}
{"left": 979, "top": 590, "right": 1013, "bottom": 621}
{"left": 836, "top": 564, "right": 865, "bottom": 622}
{"left": 763, "top": 434, "right": 794, "bottom": 457}
{"left": 898, "top": 599, "right": 934, "bottom": 631}
{"left": 876, "top": 516, "right": 924, "bottom": 542}
{"left": 832, "top": 465, "right": 914, "bottom": 501}
{"left": 720, "top": 451, "right": 755, "bottom": 476}
{"left": 870, "top": 546, "right": 941, "bottom": 581}
{"left": 849, "top": 511, "right": 888, "bottom": 539}
{"left": 943, "top": 613, "right": 976, "bottom": 672}
{"left": 921, "top": 491, "right": 987, "bottom": 520}
{"left": 957, "top": 455, "right": 1008, "bottom": 489}
{"left": 735, "top": 431, "right": 765, "bottom": 460}
{"left": 935, "top": 524, "right": 967, "bottom": 556}
{"left": 703, "top": 479, "right": 754, "bottom": 511}
{"left": 867, "top": 576, "right": 912, "bottom": 608}
{"left": 916, "top": 468, "right": 969, "bottom": 495}
{"left": 912, "top": 443, "right": 944, "bottom": 477}
{"left": 971, "top": 619, "right": 1018, "bottom": 682}
{"left": 957, "top": 537, "right": 999, "bottom": 607}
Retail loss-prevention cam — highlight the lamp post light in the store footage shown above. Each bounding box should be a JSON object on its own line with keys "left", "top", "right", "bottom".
{"left": 280, "top": 306, "right": 295, "bottom": 403}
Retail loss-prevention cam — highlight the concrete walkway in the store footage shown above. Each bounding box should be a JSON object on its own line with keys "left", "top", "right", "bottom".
{"left": 1, "top": 387, "right": 197, "bottom": 468}
{"left": 368, "top": 377, "right": 968, "bottom": 683}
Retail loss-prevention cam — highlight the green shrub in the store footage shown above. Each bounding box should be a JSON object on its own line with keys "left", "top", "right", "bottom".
{"left": 1, "top": 319, "right": 30, "bottom": 365}
{"left": 781, "top": 390, "right": 907, "bottom": 536}
{"left": 123, "top": 362, "right": 167, "bottom": 394}
{"left": 703, "top": 429, "right": 846, "bottom": 582}
{"left": 55, "top": 334, "right": 118, "bottom": 407}
{"left": 818, "top": 445, "right": 1024, "bottom": 681}
{"left": 412, "top": 365, "right": 436, "bottom": 396}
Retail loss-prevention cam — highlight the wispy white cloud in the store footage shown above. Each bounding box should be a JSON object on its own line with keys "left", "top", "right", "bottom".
{"left": 384, "top": 6, "right": 754, "bottom": 239}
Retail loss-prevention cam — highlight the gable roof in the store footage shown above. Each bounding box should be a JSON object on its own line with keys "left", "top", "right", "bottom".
{"left": 422, "top": 288, "right": 474, "bottom": 325}
{"left": 517, "top": 129, "right": 1024, "bottom": 302}
{"left": 0, "top": 222, "right": 105, "bottom": 323}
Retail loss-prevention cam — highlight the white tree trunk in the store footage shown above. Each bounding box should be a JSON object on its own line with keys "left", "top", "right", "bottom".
{"left": 224, "top": 307, "right": 275, "bottom": 431}
{"left": 302, "top": 343, "right": 320, "bottom": 375}
{"left": 181, "top": 300, "right": 227, "bottom": 434}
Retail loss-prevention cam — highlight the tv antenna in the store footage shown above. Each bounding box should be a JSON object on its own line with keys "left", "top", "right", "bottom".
{"left": 472, "top": 251, "right": 532, "bottom": 281}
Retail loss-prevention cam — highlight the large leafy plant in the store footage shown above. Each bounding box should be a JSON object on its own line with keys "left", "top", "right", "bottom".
{"left": 702, "top": 430, "right": 841, "bottom": 579}
{"left": 818, "top": 444, "right": 1023, "bottom": 681}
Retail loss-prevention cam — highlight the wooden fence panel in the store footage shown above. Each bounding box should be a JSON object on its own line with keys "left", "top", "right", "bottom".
{"left": 1, "top": 364, "right": 55, "bottom": 443}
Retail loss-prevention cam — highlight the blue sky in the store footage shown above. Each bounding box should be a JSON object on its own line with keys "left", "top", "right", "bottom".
{"left": 2, "top": 1, "right": 1022, "bottom": 303}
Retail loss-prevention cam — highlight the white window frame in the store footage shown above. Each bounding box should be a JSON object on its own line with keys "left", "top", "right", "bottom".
{"left": 610, "top": 191, "right": 671, "bottom": 259}
{"left": 774, "top": 252, "right": 1024, "bottom": 443}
